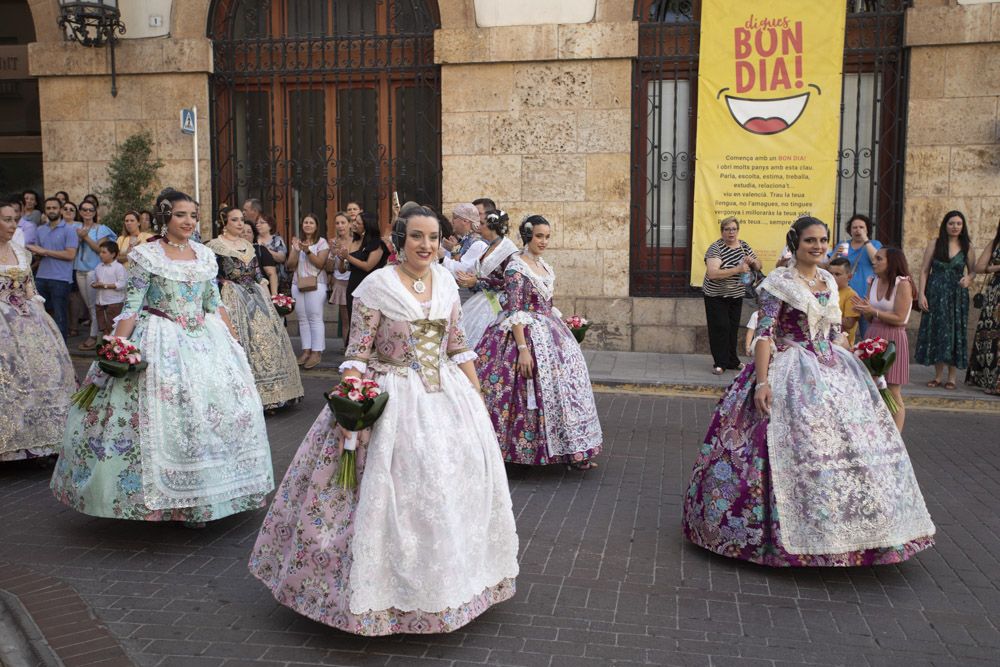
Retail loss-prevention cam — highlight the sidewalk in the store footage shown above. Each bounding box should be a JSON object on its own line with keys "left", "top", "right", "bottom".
{"left": 67, "top": 330, "right": 1000, "bottom": 412}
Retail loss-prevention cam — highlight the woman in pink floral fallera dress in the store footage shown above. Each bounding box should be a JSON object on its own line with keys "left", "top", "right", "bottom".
{"left": 683, "top": 217, "right": 935, "bottom": 567}
{"left": 475, "top": 215, "right": 602, "bottom": 470}
{"left": 249, "top": 208, "right": 518, "bottom": 635}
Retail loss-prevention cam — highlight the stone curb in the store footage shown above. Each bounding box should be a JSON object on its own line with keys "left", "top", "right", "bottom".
{"left": 0, "top": 588, "right": 62, "bottom": 667}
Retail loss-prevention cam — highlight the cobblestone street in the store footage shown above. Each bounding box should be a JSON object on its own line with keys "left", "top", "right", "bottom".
{"left": 2, "top": 375, "right": 999, "bottom": 666}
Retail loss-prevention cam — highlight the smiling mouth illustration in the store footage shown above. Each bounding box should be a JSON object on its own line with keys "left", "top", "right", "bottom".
{"left": 724, "top": 92, "right": 810, "bottom": 135}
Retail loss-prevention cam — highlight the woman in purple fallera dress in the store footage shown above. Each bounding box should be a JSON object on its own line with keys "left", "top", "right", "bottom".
{"left": 683, "top": 217, "right": 935, "bottom": 566}
{"left": 475, "top": 215, "right": 602, "bottom": 469}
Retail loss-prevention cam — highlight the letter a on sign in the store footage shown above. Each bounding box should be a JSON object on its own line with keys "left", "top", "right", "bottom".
{"left": 180, "top": 108, "right": 196, "bottom": 135}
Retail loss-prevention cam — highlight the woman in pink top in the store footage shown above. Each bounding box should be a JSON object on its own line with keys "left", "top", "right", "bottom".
{"left": 852, "top": 247, "right": 914, "bottom": 432}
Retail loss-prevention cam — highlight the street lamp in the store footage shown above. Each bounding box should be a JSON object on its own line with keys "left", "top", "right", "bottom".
{"left": 57, "top": 1, "right": 127, "bottom": 97}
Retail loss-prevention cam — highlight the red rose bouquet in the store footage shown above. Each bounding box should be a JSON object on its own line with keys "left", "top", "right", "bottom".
{"left": 565, "top": 315, "right": 591, "bottom": 343}
{"left": 70, "top": 336, "right": 149, "bottom": 410}
{"left": 272, "top": 293, "right": 295, "bottom": 316}
{"left": 852, "top": 336, "right": 899, "bottom": 414}
{"left": 324, "top": 377, "right": 389, "bottom": 489}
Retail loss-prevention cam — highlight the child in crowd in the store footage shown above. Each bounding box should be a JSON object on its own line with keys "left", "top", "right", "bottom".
{"left": 827, "top": 256, "right": 860, "bottom": 345}
{"left": 89, "top": 241, "right": 127, "bottom": 337}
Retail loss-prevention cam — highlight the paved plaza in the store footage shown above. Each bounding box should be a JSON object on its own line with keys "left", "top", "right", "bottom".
{"left": 1, "top": 375, "right": 999, "bottom": 666}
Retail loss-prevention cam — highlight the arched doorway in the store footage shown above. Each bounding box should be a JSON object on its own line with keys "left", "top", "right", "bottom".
{"left": 208, "top": 0, "right": 441, "bottom": 237}
{"left": 0, "top": 0, "right": 41, "bottom": 194}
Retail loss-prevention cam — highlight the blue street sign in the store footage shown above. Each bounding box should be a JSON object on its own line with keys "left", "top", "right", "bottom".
{"left": 180, "top": 108, "right": 196, "bottom": 135}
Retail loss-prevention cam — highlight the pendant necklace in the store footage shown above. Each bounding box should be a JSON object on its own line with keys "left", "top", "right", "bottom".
{"left": 164, "top": 237, "right": 189, "bottom": 251}
{"left": 399, "top": 263, "right": 430, "bottom": 294}
{"left": 797, "top": 271, "right": 818, "bottom": 287}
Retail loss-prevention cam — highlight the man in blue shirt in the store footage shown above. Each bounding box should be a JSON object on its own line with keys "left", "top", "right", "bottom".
{"left": 26, "top": 197, "right": 78, "bottom": 338}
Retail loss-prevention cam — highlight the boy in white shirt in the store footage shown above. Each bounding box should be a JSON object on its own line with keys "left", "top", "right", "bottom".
{"left": 89, "top": 241, "right": 127, "bottom": 337}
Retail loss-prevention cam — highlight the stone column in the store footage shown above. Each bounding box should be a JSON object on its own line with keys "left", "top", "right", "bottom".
{"left": 436, "top": 14, "right": 637, "bottom": 350}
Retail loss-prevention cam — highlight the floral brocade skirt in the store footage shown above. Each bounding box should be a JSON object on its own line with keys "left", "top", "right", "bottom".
{"left": 683, "top": 362, "right": 934, "bottom": 567}
{"left": 0, "top": 302, "right": 76, "bottom": 461}
{"left": 248, "top": 367, "right": 519, "bottom": 635}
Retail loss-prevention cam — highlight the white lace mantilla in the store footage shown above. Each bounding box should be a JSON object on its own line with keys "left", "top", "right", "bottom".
{"left": 758, "top": 267, "right": 841, "bottom": 341}
{"left": 767, "top": 343, "right": 935, "bottom": 554}
{"left": 129, "top": 241, "right": 218, "bottom": 283}
{"left": 476, "top": 238, "right": 519, "bottom": 278}
{"left": 351, "top": 263, "right": 457, "bottom": 323}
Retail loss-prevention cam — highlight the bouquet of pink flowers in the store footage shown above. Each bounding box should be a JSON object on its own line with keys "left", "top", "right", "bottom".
{"left": 272, "top": 293, "right": 295, "bottom": 316}
{"left": 565, "top": 315, "right": 591, "bottom": 343}
{"left": 853, "top": 336, "right": 899, "bottom": 414}
{"left": 324, "top": 377, "right": 389, "bottom": 490}
{"left": 70, "top": 336, "right": 148, "bottom": 410}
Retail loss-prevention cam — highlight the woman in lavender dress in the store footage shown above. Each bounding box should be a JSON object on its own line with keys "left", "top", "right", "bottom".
{"left": 476, "top": 215, "right": 602, "bottom": 470}
{"left": 683, "top": 217, "right": 935, "bottom": 567}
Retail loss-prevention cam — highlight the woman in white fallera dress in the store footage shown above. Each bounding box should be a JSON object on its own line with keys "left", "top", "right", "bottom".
{"left": 249, "top": 206, "right": 518, "bottom": 635}
{"left": 456, "top": 210, "right": 519, "bottom": 349}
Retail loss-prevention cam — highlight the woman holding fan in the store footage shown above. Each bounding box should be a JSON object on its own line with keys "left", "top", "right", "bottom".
{"left": 249, "top": 206, "right": 518, "bottom": 635}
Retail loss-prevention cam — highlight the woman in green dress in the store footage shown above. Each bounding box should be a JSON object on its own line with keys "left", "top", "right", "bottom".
{"left": 915, "top": 210, "right": 977, "bottom": 389}
{"left": 966, "top": 219, "right": 1000, "bottom": 393}
{"left": 206, "top": 207, "right": 303, "bottom": 410}
{"left": 50, "top": 189, "right": 274, "bottom": 523}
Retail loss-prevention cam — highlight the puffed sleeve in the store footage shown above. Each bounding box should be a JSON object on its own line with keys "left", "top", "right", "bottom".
{"left": 446, "top": 299, "right": 476, "bottom": 363}
{"left": 340, "top": 299, "right": 381, "bottom": 373}
{"left": 754, "top": 289, "right": 781, "bottom": 342}
{"left": 120, "top": 260, "right": 152, "bottom": 320}
{"left": 203, "top": 279, "right": 223, "bottom": 313}
{"left": 498, "top": 267, "right": 534, "bottom": 330}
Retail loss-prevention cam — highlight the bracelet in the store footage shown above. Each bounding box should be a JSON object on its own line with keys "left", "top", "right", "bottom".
{"left": 755, "top": 380, "right": 769, "bottom": 390}
{"left": 517, "top": 344, "right": 528, "bottom": 351}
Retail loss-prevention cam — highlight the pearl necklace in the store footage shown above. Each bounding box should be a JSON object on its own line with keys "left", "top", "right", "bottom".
{"left": 398, "top": 263, "right": 430, "bottom": 294}
{"left": 164, "top": 238, "right": 189, "bottom": 251}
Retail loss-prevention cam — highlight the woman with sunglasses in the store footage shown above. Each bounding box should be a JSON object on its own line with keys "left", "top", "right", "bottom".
{"left": 73, "top": 201, "right": 116, "bottom": 350}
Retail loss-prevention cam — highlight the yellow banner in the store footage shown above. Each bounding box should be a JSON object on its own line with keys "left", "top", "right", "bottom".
{"left": 690, "top": 0, "right": 846, "bottom": 285}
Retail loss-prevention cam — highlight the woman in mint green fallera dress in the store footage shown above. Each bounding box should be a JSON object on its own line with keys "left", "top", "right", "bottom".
{"left": 51, "top": 190, "right": 274, "bottom": 523}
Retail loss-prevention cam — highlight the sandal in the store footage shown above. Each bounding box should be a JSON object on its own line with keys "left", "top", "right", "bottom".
{"left": 926, "top": 380, "right": 942, "bottom": 388}
{"left": 944, "top": 381, "right": 956, "bottom": 390}
{"left": 566, "top": 461, "right": 598, "bottom": 471}
{"left": 78, "top": 338, "right": 97, "bottom": 351}
{"left": 712, "top": 366, "right": 724, "bottom": 375}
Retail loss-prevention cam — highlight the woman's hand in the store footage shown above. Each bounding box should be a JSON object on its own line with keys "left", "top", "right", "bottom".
{"left": 735, "top": 260, "right": 750, "bottom": 275}
{"left": 290, "top": 237, "right": 301, "bottom": 252}
{"left": 754, "top": 383, "right": 772, "bottom": 416}
{"left": 851, "top": 295, "right": 873, "bottom": 315}
{"left": 919, "top": 293, "right": 929, "bottom": 311}
{"left": 834, "top": 332, "right": 851, "bottom": 350}
{"left": 958, "top": 275, "right": 972, "bottom": 289}
{"left": 516, "top": 348, "right": 533, "bottom": 378}
{"left": 455, "top": 271, "right": 476, "bottom": 288}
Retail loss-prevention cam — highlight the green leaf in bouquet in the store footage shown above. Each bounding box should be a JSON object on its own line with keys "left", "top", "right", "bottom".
{"left": 325, "top": 390, "right": 390, "bottom": 432}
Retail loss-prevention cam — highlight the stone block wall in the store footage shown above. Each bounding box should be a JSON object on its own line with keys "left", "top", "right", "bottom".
{"left": 27, "top": 1, "right": 213, "bottom": 236}
{"left": 904, "top": 0, "right": 1000, "bottom": 269}
{"left": 437, "top": 13, "right": 637, "bottom": 350}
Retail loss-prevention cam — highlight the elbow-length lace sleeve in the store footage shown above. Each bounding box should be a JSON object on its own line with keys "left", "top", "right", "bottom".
{"left": 446, "top": 299, "right": 476, "bottom": 362}
{"left": 340, "top": 299, "right": 381, "bottom": 373}
{"left": 120, "top": 261, "right": 152, "bottom": 320}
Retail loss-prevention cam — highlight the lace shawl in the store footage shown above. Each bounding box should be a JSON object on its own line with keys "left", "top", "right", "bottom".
{"left": 477, "top": 238, "right": 519, "bottom": 278}
{"left": 757, "top": 266, "right": 841, "bottom": 341}
{"left": 351, "top": 263, "right": 458, "bottom": 323}
{"left": 129, "top": 241, "right": 218, "bottom": 283}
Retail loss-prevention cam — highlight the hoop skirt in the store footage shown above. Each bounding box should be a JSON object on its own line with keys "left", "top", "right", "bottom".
{"left": 207, "top": 238, "right": 303, "bottom": 409}
{"left": 476, "top": 254, "right": 602, "bottom": 465}
{"left": 683, "top": 269, "right": 935, "bottom": 566}
{"left": 249, "top": 265, "right": 518, "bottom": 635}
{"left": 50, "top": 242, "right": 274, "bottom": 521}
{"left": 0, "top": 244, "right": 75, "bottom": 461}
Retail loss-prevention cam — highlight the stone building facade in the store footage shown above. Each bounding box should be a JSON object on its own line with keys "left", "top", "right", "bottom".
{"left": 14, "top": 0, "right": 1000, "bottom": 352}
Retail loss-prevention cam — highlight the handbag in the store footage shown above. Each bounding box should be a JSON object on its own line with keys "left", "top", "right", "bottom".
{"left": 743, "top": 268, "right": 766, "bottom": 300}
{"left": 297, "top": 274, "right": 318, "bottom": 292}
{"left": 972, "top": 273, "right": 986, "bottom": 309}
